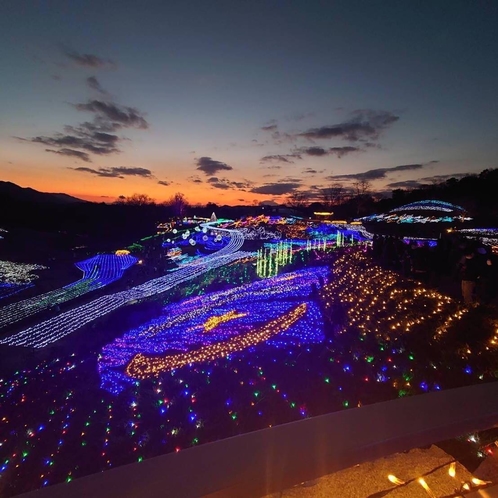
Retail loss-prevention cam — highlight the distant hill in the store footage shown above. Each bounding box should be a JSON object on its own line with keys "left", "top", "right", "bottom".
{"left": 0, "top": 181, "right": 87, "bottom": 204}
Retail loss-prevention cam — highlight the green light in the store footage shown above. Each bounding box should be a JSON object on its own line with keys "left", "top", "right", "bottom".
{"left": 138, "top": 456, "right": 143, "bottom": 463}
{"left": 192, "top": 437, "right": 199, "bottom": 445}
{"left": 343, "top": 401, "right": 349, "bottom": 408}
{"left": 66, "top": 476, "right": 72, "bottom": 483}
{"left": 253, "top": 391, "right": 260, "bottom": 397}
{"left": 398, "top": 390, "right": 408, "bottom": 397}
{"left": 271, "top": 384, "right": 277, "bottom": 390}
{"left": 22, "top": 451, "right": 28, "bottom": 458}
{"left": 403, "top": 372, "right": 413, "bottom": 382}
{"left": 324, "top": 378, "right": 330, "bottom": 383}
{"left": 408, "top": 354, "right": 415, "bottom": 360}
{"left": 231, "top": 412, "right": 238, "bottom": 420}
{"left": 290, "top": 402, "right": 296, "bottom": 408}
{"left": 366, "top": 356, "right": 374, "bottom": 363}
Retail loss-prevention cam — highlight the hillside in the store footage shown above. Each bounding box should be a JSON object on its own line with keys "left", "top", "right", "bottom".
{"left": 0, "top": 181, "right": 86, "bottom": 205}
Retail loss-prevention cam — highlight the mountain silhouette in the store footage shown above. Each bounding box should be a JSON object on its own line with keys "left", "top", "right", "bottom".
{"left": 0, "top": 181, "right": 86, "bottom": 205}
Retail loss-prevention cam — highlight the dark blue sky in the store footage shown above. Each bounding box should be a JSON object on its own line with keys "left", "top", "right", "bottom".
{"left": 1, "top": 0, "right": 497, "bottom": 203}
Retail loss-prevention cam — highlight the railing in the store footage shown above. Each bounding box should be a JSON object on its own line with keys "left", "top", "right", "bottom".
{"left": 17, "top": 380, "right": 498, "bottom": 498}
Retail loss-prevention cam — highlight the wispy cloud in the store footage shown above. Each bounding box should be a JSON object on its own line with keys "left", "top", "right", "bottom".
{"left": 250, "top": 182, "right": 301, "bottom": 195}
{"left": 260, "top": 154, "right": 302, "bottom": 164}
{"left": 295, "top": 146, "right": 360, "bottom": 158}
{"left": 327, "top": 163, "right": 425, "bottom": 181}
{"left": 45, "top": 148, "right": 91, "bottom": 162}
{"left": 18, "top": 99, "right": 149, "bottom": 162}
{"left": 196, "top": 157, "right": 233, "bottom": 176}
{"left": 418, "top": 172, "right": 469, "bottom": 182}
{"left": 73, "top": 166, "right": 153, "bottom": 179}
{"left": 60, "top": 46, "right": 115, "bottom": 68}
{"left": 385, "top": 180, "right": 428, "bottom": 189}
{"left": 207, "top": 177, "right": 252, "bottom": 190}
{"left": 73, "top": 100, "right": 148, "bottom": 130}
{"left": 86, "top": 76, "right": 108, "bottom": 95}
{"left": 385, "top": 171, "right": 470, "bottom": 189}
{"left": 158, "top": 180, "right": 172, "bottom": 186}
{"left": 299, "top": 110, "right": 399, "bottom": 142}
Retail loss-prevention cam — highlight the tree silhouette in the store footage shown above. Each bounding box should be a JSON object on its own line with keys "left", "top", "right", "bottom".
{"left": 166, "top": 192, "right": 189, "bottom": 218}
{"left": 115, "top": 193, "right": 155, "bottom": 206}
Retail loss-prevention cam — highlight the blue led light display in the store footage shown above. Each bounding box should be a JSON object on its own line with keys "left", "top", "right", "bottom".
{"left": 99, "top": 266, "right": 328, "bottom": 394}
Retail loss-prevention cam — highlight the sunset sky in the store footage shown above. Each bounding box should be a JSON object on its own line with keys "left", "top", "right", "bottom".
{"left": 1, "top": 0, "right": 497, "bottom": 205}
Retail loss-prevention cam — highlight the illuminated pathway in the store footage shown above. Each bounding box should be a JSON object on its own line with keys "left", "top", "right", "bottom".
{"left": 0, "top": 254, "right": 137, "bottom": 330}
{"left": 0, "top": 224, "right": 247, "bottom": 348}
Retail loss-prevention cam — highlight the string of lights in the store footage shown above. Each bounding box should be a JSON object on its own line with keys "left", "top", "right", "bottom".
{"left": 99, "top": 265, "right": 327, "bottom": 393}
{"left": 0, "top": 224, "right": 247, "bottom": 348}
{"left": 1, "top": 246, "right": 497, "bottom": 497}
{"left": 126, "top": 303, "right": 309, "bottom": 379}
{"left": 0, "top": 254, "right": 137, "bottom": 329}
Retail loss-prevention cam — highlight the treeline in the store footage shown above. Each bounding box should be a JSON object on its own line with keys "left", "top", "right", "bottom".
{"left": 374, "top": 168, "right": 498, "bottom": 222}
{"left": 0, "top": 199, "right": 172, "bottom": 251}
{"left": 302, "top": 168, "right": 498, "bottom": 221}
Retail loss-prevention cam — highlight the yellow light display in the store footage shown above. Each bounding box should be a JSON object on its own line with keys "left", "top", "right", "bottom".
{"left": 203, "top": 311, "right": 247, "bottom": 332}
{"left": 115, "top": 249, "right": 131, "bottom": 256}
{"left": 320, "top": 250, "right": 465, "bottom": 341}
{"left": 388, "top": 474, "right": 405, "bottom": 485}
{"left": 417, "top": 477, "right": 436, "bottom": 498}
{"left": 126, "top": 303, "right": 307, "bottom": 379}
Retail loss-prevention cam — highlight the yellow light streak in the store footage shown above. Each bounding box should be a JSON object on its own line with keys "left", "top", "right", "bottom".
{"left": 126, "top": 304, "right": 307, "bottom": 379}
{"left": 387, "top": 474, "right": 405, "bottom": 485}
{"left": 203, "top": 311, "right": 247, "bottom": 332}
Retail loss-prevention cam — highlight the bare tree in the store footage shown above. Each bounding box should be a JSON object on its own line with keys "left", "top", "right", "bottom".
{"left": 352, "top": 180, "right": 372, "bottom": 215}
{"left": 165, "top": 192, "right": 189, "bottom": 218}
{"left": 321, "top": 183, "right": 345, "bottom": 209}
{"left": 287, "top": 191, "right": 309, "bottom": 210}
{"left": 352, "top": 179, "right": 371, "bottom": 197}
{"left": 115, "top": 193, "right": 155, "bottom": 206}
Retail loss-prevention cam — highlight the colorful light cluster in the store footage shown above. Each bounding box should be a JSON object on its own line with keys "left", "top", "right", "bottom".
{"left": 1, "top": 248, "right": 497, "bottom": 497}
{"left": 0, "top": 254, "right": 137, "bottom": 330}
{"left": 452, "top": 227, "right": 498, "bottom": 249}
{"left": 0, "top": 260, "right": 48, "bottom": 300}
{"left": 230, "top": 215, "right": 298, "bottom": 228}
{"left": 390, "top": 200, "right": 467, "bottom": 214}
{"left": 225, "top": 215, "right": 310, "bottom": 240}
{"left": 99, "top": 265, "right": 328, "bottom": 393}
{"left": 306, "top": 223, "right": 372, "bottom": 243}
{"left": 359, "top": 200, "right": 472, "bottom": 224}
{"left": 256, "top": 240, "right": 294, "bottom": 278}
{"left": 127, "top": 304, "right": 308, "bottom": 379}
{"left": 0, "top": 224, "right": 246, "bottom": 348}
{"left": 360, "top": 213, "right": 471, "bottom": 224}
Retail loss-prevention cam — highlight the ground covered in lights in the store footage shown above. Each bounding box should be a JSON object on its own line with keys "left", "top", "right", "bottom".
{"left": 1, "top": 249, "right": 498, "bottom": 497}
